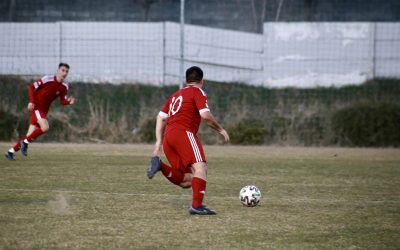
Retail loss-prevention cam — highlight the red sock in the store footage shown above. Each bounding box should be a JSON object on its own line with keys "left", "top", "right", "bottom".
{"left": 12, "top": 136, "right": 27, "bottom": 152}
{"left": 160, "top": 161, "right": 184, "bottom": 186}
{"left": 192, "top": 177, "right": 206, "bottom": 208}
{"left": 26, "top": 128, "right": 44, "bottom": 142}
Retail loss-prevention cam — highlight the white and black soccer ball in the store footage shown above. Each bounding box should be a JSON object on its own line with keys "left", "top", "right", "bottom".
{"left": 239, "top": 185, "right": 261, "bottom": 207}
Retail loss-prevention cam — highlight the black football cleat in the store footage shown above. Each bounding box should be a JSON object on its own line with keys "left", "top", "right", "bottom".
{"left": 189, "top": 206, "right": 217, "bottom": 215}
{"left": 5, "top": 151, "right": 15, "bottom": 161}
{"left": 147, "top": 156, "right": 161, "bottom": 179}
{"left": 20, "top": 141, "right": 28, "bottom": 156}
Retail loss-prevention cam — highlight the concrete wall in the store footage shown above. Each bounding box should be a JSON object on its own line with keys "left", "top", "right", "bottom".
{"left": 61, "top": 22, "right": 164, "bottom": 84}
{"left": 164, "top": 22, "right": 263, "bottom": 85}
{"left": 375, "top": 23, "right": 400, "bottom": 77}
{"left": 0, "top": 22, "right": 399, "bottom": 87}
{"left": 263, "top": 22, "right": 400, "bottom": 87}
{"left": 0, "top": 23, "right": 60, "bottom": 75}
{"left": 263, "top": 23, "right": 374, "bottom": 87}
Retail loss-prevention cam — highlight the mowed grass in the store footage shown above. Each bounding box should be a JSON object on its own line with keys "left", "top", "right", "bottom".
{"left": 0, "top": 143, "right": 399, "bottom": 249}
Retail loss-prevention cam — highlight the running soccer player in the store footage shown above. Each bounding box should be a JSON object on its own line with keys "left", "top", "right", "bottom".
{"left": 147, "top": 66, "right": 230, "bottom": 215}
{"left": 5, "top": 63, "right": 75, "bottom": 161}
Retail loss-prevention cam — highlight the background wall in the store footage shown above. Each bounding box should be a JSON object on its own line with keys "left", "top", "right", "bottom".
{"left": 0, "top": 22, "right": 399, "bottom": 87}
{"left": 263, "top": 22, "right": 374, "bottom": 87}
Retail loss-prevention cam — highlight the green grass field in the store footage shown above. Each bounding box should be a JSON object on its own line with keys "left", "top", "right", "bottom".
{"left": 0, "top": 143, "right": 399, "bottom": 249}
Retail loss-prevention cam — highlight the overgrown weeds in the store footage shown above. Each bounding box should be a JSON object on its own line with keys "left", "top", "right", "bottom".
{"left": 1, "top": 76, "right": 400, "bottom": 146}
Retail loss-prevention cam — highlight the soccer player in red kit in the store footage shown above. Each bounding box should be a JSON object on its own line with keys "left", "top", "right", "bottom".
{"left": 147, "top": 66, "right": 230, "bottom": 215}
{"left": 5, "top": 63, "right": 75, "bottom": 161}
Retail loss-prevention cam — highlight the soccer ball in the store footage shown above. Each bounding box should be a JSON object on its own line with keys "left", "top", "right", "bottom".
{"left": 239, "top": 185, "right": 261, "bottom": 207}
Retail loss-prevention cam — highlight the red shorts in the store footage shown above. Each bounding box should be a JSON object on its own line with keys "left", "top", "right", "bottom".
{"left": 163, "top": 129, "right": 206, "bottom": 174}
{"left": 29, "top": 110, "right": 47, "bottom": 125}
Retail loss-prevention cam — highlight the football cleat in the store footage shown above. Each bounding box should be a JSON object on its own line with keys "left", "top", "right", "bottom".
{"left": 189, "top": 206, "right": 217, "bottom": 215}
{"left": 5, "top": 151, "right": 15, "bottom": 161}
{"left": 147, "top": 156, "right": 161, "bottom": 179}
{"left": 20, "top": 141, "right": 28, "bottom": 156}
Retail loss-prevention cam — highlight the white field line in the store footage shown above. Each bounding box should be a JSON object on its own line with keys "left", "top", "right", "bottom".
{"left": 0, "top": 188, "right": 399, "bottom": 204}
{"left": 0, "top": 188, "right": 192, "bottom": 198}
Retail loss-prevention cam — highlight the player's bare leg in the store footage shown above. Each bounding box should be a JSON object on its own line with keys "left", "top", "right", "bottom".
{"left": 189, "top": 162, "right": 216, "bottom": 215}
{"left": 28, "top": 124, "right": 39, "bottom": 135}
{"left": 19, "top": 124, "right": 37, "bottom": 156}
{"left": 148, "top": 157, "right": 193, "bottom": 188}
{"left": 179, "top": 173, "right": 193, "bottom": 188}
{"left": 21, "top": 118, "right": 49, "bottom": 156}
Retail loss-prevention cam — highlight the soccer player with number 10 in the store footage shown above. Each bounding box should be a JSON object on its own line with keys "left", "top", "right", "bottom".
{"left": 147, "top": 66, "right": 230, "bottom": 215}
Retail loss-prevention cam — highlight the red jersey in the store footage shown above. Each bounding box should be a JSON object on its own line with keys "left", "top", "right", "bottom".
{"left": 160, "top": 85, "right": 210, "bottom": 134}
{"left": 28, "top": 75, "right": 71, "bottom": 114}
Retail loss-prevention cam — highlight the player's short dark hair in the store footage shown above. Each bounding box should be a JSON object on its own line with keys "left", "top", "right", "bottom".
{"left": 59, "top": 63, "right": 70, "bottom": 69}
{"left": 186, "top": 66, "right": 203, "bottom": 83}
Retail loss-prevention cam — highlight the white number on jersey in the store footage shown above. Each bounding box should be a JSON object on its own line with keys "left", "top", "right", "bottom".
{"left": 169, "top": 96, "right": 183, "bottom": 116}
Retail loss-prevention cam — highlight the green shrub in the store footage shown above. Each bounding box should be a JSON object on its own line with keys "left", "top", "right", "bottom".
{"left": 267, "top": 116, "right": 291, "bottom": 144}
{"left": 227, "top": 119, "right": 267, "bottom": 145}
{"left": 331, "top": 102, "right": 400, "bottom": 147}
{"left": 0, "top": 110, "right": 18, "bottom": 140}
{"left": 45, "top": 118, "right": 70, "bottom": 142}
{"left": 1, "top": 76, "right": 400, "bottom": 145}
{"left": 295, "top": 115, "right": 328, "bottom": 146}
{"left": 138, "top": 118, "right": 156, "bottom": 143}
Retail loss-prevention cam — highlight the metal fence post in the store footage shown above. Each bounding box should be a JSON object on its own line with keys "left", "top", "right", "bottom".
{"left": 179, "top": 0, "right": 185, "bottom": 89}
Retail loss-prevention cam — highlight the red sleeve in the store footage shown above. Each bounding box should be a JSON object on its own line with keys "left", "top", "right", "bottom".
{"left": 160, "top": 96, "right": 172, "bottom": 117}
{"left": 194, "top": 88, "right": 210, "bottom": 114}
{"left": 28, "top": 79, "right": 44, "bottom": 103}
{"left": 28, "top": 83, "right": 35, "bottom": 103}
{"left": 59, "top": 88, "right": 70, "bottom": 105}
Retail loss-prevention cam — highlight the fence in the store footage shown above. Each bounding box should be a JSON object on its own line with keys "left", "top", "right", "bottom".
{"left": 0, "top": 22, "right": 399, "bottom": 87}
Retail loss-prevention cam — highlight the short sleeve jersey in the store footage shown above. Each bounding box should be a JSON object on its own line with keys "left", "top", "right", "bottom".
{"left": 159, "top": 85, "right": 210, "bottom": 134}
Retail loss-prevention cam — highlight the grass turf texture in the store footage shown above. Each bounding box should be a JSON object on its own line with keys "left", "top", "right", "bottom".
{"left": 0, "top": 143, "right": 399, "bottom": 249}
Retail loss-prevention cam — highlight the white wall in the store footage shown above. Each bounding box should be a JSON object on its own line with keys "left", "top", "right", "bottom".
{"left": 61, "top": 22, "right": 164, "bottom": 84}
{"left": 263, "top": 23, "right": 374, "bottom": 87}
{"left": 375, "top": 23, "right": 400, "bottom": 77}
{"left": 0, "top": 23, "right": 60, "bottom": 75}
{"left": 164, "top": 22, "right": 263, "bottom": 85}
{"left": 0, "top": 22, "right": 164, "bottom": 84}
{"left": 0, "top": 22, "right": 399, "bottom": 87}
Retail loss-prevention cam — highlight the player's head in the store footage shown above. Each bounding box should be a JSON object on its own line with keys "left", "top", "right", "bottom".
{"left": 186, "top": 66, "right": 203, "bottom": 84}
{"left": 56, "top": 62, "right": 70, "bottom": 81}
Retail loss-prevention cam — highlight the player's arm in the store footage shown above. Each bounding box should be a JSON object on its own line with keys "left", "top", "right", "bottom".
{"left": 27, "top": 78, "right": 48, "bottom": 110}
{"left": 59, "top": 89, "right": 75, "bottom": 105}
{"left": 60, "top": 96, "right": 75, "bottom": 105}
{"left": 194, "top": 88, "right": 229, "bottom": 142}
{"left": 201, "top": 111, "right": 230, "bottom": 142}
{"left": 27, "top": 82, "right": 36, "bottom": 111}
{"left": 152, "top": 112, "right": 168, "bottom": 157}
